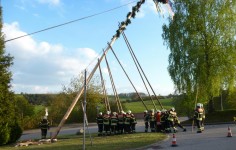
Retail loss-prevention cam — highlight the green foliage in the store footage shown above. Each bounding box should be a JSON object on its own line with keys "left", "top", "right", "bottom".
{"left": 22, "top": 93, "right": 55, "bottom": 105}
{"left": 162, "top": 0, "right": 236, "bottom": 112}
{"left": 0, "top": 123, "right": 10, "bottom": 145}
{"left": 15, "top": 95, "right": 35, "bottom": 117}
{"left": 182, "top": 109, "right": 236, "bottom": 125}
{"left": 0, "top": 6, "right": 21, "bottom": 144}
{"left": 8, "top": 121, "right": 22, "bottom": 144}
{"left": 172, "top": 94, "right": 196, "bottom": 117}
{"left": 49, "top": 74, "right": 103, "bottom": 124}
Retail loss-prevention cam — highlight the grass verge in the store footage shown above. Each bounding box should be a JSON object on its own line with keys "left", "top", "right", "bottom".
{"left": 125, "top": 98, "right": 173, "bottom": 113}
{"left": 1, "top": 133, "right": 166, "bottom": 150}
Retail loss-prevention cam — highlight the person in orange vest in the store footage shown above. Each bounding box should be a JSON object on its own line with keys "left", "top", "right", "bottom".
{"left": 194, "top": 103, "right": 204, "bottom": 133}
{"left": 96, "top": 112, "right": 103, "bottom": 136}
{"left": 124, "top": 110, "right": 132, "bottom": 133}
{"left": 155, "top": 110, "right": 162, "bottom": 132}
{"left": 149, "top": 109, "right": 156, "bottom": 132}
{"left": 103, "top": 111, "right": 111, "bottom": 135}
{"left": 110, "top": 112, "right": 118, "bottom": 135}
{"left": 144, "top": 110, "right": 149, "bottom": 132}
{"left": 117, "top": 111, "right": 125, "bottom": 134}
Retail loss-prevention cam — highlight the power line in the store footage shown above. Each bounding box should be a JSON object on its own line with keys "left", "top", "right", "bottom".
{"left": 4, "top": 0, "right": 138, "bottom": 43}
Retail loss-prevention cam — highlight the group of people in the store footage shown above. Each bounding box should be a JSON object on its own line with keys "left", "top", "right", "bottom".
{"left": 39, "top": 103, "right": 205, "bottom": 139}
{"left": 144, "top": 108, "right": 186, "bottom": 133}
{"left": 96, "top": 110, "right": 137, "bottom": 136}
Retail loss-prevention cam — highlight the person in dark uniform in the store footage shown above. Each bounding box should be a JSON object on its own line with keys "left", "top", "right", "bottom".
{"left": 103, "top": 111, "right": 111, "bottom": 135}
{"left": 96, "top": 112, "right": 103, "bottom": 136}
{"left": 149, "top": 109, "right": 156, "bottom": 132}
{"left": 124, "top": 110, "right": 132, "bottom": 133}
{"left": 143, "top": 110, "right": 149, "bottom": 132}
{"left": 117, "top": 111, "right": 125, "bottom": 134}
{"left": 39, "top": 116, "right": 50, "bottom": 139}
{"left": 131, "top": 113, "right": 137, "bottom": 133}
{"left": 110, "top": 112, "right": 118, "bottom": 135}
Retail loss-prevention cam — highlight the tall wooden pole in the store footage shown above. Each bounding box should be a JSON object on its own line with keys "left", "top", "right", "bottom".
{"left": 51, "top": 0, "right": 146, "bottom": 139}
{"left": 83, "top": 70, "right": 87, "bottom": 150}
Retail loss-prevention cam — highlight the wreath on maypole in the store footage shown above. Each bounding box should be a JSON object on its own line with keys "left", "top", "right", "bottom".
{"left": 113, "top": 0, "right": 146, "bottom": 38}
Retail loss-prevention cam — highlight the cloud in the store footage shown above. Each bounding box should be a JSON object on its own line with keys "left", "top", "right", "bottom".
{"left": 38, "top": 0, "right": 61, "bottom": 6}
{"left": 3, "top": 22, "right": 99, "bottom": 94}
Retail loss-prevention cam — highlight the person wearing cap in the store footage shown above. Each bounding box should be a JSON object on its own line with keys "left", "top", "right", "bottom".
{"left": 173, "top": 113, "right": 186, "bottom": 132}
{"left": 117, "top": 111, "right": 125, "bottom": 134}
{"left": 143, "top": 110, "right": 149, "bottom": 132}
{"left": 110, "top": 112, "right": 118, "bottom": 135}
{"left": 124, "top": 110, "right": 132, "bottom": 133}
{"left": 160, "top": 109, "right": 167, "bottom": 132}
{"left": 131, "top": 113, "right": 137, "bottom": 133}
{"left": 194, "top": 103, "right": 204, "bottom": 133}
{"left": 167, "top": 107, "right": 177, "bottom": 133}
{"left": 39, "top": 116, "right": 50, "bottom": 139}
{"left": 155, "top": 110, "right": 162, "bottom": 132}
{"left": 200, "top": 103, "right": 205, "bottom": 131}
{"left": 149, "top": 109, "right": 156, "bottom": 132}
{"left": 103, "top": 111, "right": 111, "bottom": 135}
{"left": 96, "top": 112, "right": 104, "bottom": 136}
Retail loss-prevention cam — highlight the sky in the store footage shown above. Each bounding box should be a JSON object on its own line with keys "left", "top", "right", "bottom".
{"left": 2, "top": 0, "right": 175, "bottom": 96}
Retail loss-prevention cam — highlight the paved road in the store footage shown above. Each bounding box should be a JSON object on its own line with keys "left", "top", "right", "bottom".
{"left": 140, "top": 124, "right": 236, "bottom": 150}
{"left": 20, "top": 120, "right": 236, "bottom": 150}
{"left": 20, "top": 121, "right": 146, "bottom": 141}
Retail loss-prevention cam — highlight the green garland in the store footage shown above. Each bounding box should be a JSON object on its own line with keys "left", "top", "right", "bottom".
{"left": 113, "top": 0, "right": 146, "bottom": 39}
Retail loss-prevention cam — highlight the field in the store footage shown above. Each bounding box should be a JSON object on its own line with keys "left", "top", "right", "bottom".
{"left": 1, "top": 133, "right": 166, "bottom": 150}
{"left": 124, "top": 98, "right": 173, "bottom": 113}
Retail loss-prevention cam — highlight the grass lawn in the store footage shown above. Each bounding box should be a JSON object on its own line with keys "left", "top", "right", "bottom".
{"left": 34, "top": 105, "right": 45, "bottom": 113}
{"left": 125, "top": 98, "right": 174, "bottom": 113}
{"left": 1, "top": 133, "right": 166, "bottom": 150}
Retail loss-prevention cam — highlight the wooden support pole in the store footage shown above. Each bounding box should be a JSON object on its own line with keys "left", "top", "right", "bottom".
{"left": 51, "top": 0, "right": 146, "bottom": 139}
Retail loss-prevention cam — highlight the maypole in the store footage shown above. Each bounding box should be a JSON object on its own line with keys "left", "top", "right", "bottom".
{"left": 51, "top": 0, "right": 146, "bottom": 140}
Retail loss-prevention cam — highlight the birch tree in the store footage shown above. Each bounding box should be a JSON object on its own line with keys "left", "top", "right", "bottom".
{"left": 162, "top": 0, "right": 236, "bottom": 112}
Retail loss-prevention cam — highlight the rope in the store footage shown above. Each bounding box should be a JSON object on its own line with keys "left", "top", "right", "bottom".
{"left": 122, "top": 32, "right": 164, "bottom": 109}
{"left": 122, "top": 31, "right": 158, "bottom": 111}
{"left": 104, "top": 52, "right": 122, "bottom": 113}
{"left": 108, "top": 42, "right": 148, "bottom": 110}
{"left": 98, "top": 58, "right": 110, "bottom": 111}
{"left": 4, "top": 0, "right": 138, "bottom": 43}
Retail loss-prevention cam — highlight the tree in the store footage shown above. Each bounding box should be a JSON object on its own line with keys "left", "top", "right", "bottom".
{"left": 14, "top": 95, "right": 35, "bottom": 129}
{"left": 50, "top": 74, "right": 104, "bottom": 123}
{"left": 162, "top": 0, "right": 236, "bottom": 112}
{"left": 0, "top": 6, "right": 22, "bottom": 145}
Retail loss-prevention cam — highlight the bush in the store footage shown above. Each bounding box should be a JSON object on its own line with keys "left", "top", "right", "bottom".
{"left": 0, "top": 123, "right": 10, "bottom": 145}
{"left": 8, "top": 122, "right": 22, "bottom": 144}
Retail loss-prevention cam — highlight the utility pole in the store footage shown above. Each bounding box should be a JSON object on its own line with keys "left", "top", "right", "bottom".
{"left": 83, "top": 69, "right": 87, "bottom": 150}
